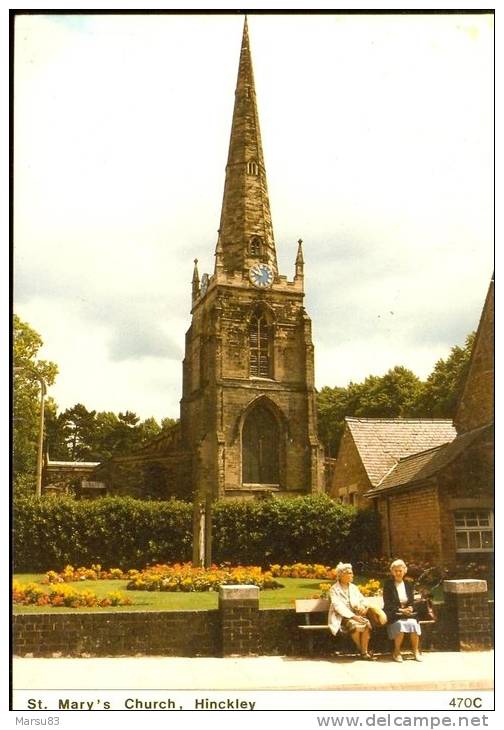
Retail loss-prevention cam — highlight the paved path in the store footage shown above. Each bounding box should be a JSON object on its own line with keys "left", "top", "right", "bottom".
{"left": 13, "top": 651, "right": 494, "bottom": 691}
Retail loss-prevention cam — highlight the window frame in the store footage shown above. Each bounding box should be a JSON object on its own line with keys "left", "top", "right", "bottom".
{"left": 454, "top": 509, "right": 494, "bottom": 553}
{"left": 249, "top": 312, "right": 272, "bottom": 379}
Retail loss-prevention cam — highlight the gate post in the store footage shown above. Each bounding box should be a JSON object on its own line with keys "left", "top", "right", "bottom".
{"left": 443, "top": 579, "right": 492, "bottom": 651}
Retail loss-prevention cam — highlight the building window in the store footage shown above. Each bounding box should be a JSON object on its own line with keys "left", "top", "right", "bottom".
{"left": 250, "top": 236, "right": 262, "bottom": 256}
{"left": 246, "top": 160, "right": 259, "bottom": 175}
{"left": 242, "top": 404, "right": 279, "bottom": 484}
{"left": 249, "top": 313, "right": 271, "bottom": 378}
{"left": 454, "top": 510, "right": 494, "bottom": 552}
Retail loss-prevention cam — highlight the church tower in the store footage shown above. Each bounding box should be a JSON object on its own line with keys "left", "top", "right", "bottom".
{"left": 181, "top": 18, "right": 324, "bottom": 500}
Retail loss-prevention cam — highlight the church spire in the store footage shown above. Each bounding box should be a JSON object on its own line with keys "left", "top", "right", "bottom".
{"left": 215, "top": 17, "right": 277, "bottom": 275}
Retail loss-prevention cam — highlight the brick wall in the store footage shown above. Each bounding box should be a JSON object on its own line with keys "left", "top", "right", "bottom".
{"left": 384, "top": 484, "right": 442, "bottom": 563}
{"left": 437, "top": 431, "right": 494, "bottom": 569}
{"left": 14, "top": 600, "right": 492, "bottom": 658}
{"left": 13, "top": 611, "right": 220, "bottom": 658}
{"left": 373, "top": 426, "right": 493, "bottom": 569}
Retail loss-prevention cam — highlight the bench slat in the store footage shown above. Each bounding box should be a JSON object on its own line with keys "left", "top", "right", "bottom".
{"left": 295, "top": 598, "right": 330, "bottom": 613}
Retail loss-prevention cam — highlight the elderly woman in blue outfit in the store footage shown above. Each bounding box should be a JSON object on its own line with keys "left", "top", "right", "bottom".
{"left": 328, "top": 562, "right": 376, "bottom": 660}
{"left": 383, "top": 559, "right": 423, "bottom": 662}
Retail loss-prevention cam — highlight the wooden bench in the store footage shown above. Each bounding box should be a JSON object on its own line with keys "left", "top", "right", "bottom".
{"left": 295, "top": 597, "right": 436, "bottom": 655}
{"left": 295, "top": 598, "right": 331, "bottom": 655}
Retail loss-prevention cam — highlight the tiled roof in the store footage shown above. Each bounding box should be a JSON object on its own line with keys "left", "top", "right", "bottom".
{"left": 346, "top": 417, "right": 457, "bottom": 487}
{"left": 369, "top": 424, "right": 492, "bottom": 494}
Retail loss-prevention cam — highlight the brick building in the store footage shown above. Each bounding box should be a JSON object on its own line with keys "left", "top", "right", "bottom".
{"left": 366, "top": 278, "right": 494, "bottom": 569}
{"left": 95, "top": 19, "right": 324, "bottom": 501}
{"left": 329, "top": 418, "right": 457, "bottom": 508}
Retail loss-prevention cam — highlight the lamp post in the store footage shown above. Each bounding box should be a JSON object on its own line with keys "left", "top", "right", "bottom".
{"left": 14, "top": 366, "right": 47, "bottom": 498}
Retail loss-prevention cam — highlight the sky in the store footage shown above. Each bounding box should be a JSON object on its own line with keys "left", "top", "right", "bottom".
{"left": 13, "top": 12, "right": 494, "bottom": 423}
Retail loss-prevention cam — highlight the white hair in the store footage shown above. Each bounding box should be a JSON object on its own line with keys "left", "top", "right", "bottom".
{"left": 336, "top": 562, "right": 353, "bottom": 579}
{"left": 390, "top": 559, "right": 407, "bottom": 573}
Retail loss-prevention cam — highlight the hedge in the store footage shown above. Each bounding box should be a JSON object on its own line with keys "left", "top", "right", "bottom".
{"left": 13, "top": 494, "right": 380, "bottom": 573}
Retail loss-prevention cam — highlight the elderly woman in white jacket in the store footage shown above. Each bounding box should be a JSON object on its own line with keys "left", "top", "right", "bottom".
{"left": 329, "top": 562, "right": 376, "bottom": 660}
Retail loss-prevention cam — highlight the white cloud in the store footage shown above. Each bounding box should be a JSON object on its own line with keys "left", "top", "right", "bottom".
{"left": 14, "top": 13, "right": 493, "bottom": 422}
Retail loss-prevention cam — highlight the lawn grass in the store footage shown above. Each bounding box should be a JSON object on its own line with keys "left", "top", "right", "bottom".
{"left": 12, "top": 574, "right": 348, "bottom": 614}
{"left": 14, "top": 573, "right": 482, "bottom": 613}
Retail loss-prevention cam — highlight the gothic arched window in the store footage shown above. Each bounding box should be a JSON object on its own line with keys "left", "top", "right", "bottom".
{"left": 249, "top": 313, "right": 271, "bottom": 378}
{"left": 249, "top": 236, "right": 262, "bottom": 256}
{"left": 242, "top": 404, "right": 280, "bottom": 484}
{"left": 246, "top": 160, "right": 259, "bottom": 176}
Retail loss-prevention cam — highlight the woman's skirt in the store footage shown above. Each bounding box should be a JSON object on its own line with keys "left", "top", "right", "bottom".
{"left": 341, "top": 616, "right": 372, "bottom": 634}
{"left": 387, "top": 618, "right": 422, "bottom": 640}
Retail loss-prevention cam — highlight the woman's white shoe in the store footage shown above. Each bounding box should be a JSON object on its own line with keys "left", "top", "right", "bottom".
{"left": 393, "top": 653, "right": 403, "bottom": 662}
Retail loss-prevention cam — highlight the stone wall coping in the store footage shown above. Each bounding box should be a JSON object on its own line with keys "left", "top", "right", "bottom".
{"left": 219, "top": 584, "right": 259, "bottom": 601}
{"left": 443, "top": 579, "right": 488, "bottom": 594}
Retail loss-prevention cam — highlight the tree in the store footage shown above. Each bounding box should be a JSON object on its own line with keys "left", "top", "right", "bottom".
{"left": 60, "top": 404, "right": 98, "bottom": 461}
{"left": 316, "top": 335, "right": 475, "bottom": 456}
{"left": 316, "top": 366, "right": 425, "bottom": 456}
{"left": 412, "top": 332, "right": 475, "bottom": 418}
{"left": 350, "top": 366, "right": 423, "bottom": 418}
{"left": 161, "top": 416, "right": 178, "bottom": 432}
{"left": 316, "top": 386, "right": 349, "bottom": 457}
{"left": 46, "top": 407, "right": 171, "bottom": 462}
{"left": 13, "top": 315, "right": 58, "bottom": 480}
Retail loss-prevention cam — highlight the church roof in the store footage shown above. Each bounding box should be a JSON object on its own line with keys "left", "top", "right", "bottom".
{"left": 345, "top": 417, "right": 457, "bottom": 487}
{"left": 216, "top": 17, "right": 277, "bottom": 274}
{"left": 368, "top": 423, "right": 492, "bottom": 495}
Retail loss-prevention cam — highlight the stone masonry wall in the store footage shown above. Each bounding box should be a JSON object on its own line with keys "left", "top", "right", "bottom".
{"left": 330, "top": 428, "right": 371, "bottom": 507}
{"left": 454, "top": 280, "right": 494, "bottom": 435}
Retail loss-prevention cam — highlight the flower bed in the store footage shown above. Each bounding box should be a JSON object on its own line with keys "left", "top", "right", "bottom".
{"left": 12, "top": 580, "right": 132, "bottom": 608}
{"left": 42, "top": 564, "right": 128, "bottom": 584}
{"left": 126, "top": 563, "right": 282, "bottom": 592}
{"left": 269, "top": 562, "right": 339, "bottom": 580}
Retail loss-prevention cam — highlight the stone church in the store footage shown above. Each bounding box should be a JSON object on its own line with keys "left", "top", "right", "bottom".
{"left": 95, "top": 18, "right": 325, "bottom": 501}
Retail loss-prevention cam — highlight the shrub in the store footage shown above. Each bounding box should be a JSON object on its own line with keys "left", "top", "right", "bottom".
{"left": 13, "top": 495, "right": 192, "bottom": 572}
{"left": 212, "top": 494, "right": 378, "bottom": 566}
{"left": 13, "top": 494, "right": 380, "bottom": 572}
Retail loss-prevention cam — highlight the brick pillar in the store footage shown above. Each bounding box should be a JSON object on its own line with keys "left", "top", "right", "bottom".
{"left": 219, "top": 585, "right": 260, "bottom": 656}
{"left": 443, "top": 579, "right": 492, "bottom": 651}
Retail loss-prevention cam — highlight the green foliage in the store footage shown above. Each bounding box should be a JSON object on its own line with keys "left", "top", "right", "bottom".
{"left": 13, "top": 473, "right": 37, "bottom": 498}
{"left": 13, "top": 496, "right": 193, "bottom": 573}
{"left": 316, "top": 386, "right": 348, "bottom": 458}
{"left": 13, "top": 494, "right": 379, "bottom": 573}
{"left": 45, "top": 404, "right": 175, "bottom": 463}
{"left": 316, "top": 335, "right": 475, "bottom": 455}
{"left": 13, "top": 315, "right": 59, "bottom": 480}
{"left": 317, "top": 366, "right": 423, "bottom": 456}
{"left": 213, "top": 494, "right": 379, "bottom": 565}
{"left": 411, "top": 333, "right": 476, "bottom": 418}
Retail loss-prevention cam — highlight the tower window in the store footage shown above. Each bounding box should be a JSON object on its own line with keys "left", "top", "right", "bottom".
{"left": 249, "top": 313, "right": 271, "bottom": 378}
{"left": 246, "top": 161, "right": 259, "bottom": 176}
{"left": 250, "top": 236, "right": 262, "bottom": 256}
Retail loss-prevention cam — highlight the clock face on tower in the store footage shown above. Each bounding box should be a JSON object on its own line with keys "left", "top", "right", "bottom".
{"left": 249, "top": 263, "right": 273, "bottom": 289}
